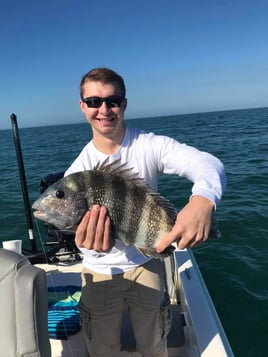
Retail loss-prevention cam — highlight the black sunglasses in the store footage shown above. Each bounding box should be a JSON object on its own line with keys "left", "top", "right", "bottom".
{"left": 81, "top": 95, "right": 124, "bottom": 108}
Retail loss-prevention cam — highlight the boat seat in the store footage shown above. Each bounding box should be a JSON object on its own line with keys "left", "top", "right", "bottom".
{"left": 0, "top": 248, "right": 51, "bottom": 357}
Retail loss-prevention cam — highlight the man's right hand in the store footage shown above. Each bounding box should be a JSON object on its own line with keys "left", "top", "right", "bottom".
{"left": 75, "top": 205, "right": 114, "bottom": 252}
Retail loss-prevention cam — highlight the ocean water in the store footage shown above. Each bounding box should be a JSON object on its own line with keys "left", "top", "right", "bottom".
{"left": 0, "top": 107, "right": 267, "bottom": 357}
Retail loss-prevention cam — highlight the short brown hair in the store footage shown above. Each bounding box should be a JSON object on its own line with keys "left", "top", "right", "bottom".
{"left": 80, "top": 67, "right": 126, "bottom": 99}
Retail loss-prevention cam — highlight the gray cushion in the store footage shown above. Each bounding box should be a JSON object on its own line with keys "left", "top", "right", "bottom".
{"left": 0, "top": 249, "right": 51, "bottom": 357}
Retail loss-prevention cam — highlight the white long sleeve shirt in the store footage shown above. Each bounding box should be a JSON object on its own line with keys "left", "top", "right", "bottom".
{"left": 65, "top": 127, "right": 226, "bottom": 274}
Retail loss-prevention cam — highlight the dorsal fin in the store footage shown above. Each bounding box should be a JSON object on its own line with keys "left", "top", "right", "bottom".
{"left": 94, "top": 158, "right": 177, "bottom": 223}
{"left": 95, "top": 157, "right": 136, "bottom": 176}
{"left": 95, "top": 158, "right": 152, "bottom": 189}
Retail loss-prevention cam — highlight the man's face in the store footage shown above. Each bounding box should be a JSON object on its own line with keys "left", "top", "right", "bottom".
{"left": 80, "top": 80, "right": 127, "bottom": 140}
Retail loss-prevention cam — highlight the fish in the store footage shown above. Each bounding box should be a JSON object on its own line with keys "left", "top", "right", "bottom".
{"left": 32, "top": 159, "right": 178, "bottom": 258}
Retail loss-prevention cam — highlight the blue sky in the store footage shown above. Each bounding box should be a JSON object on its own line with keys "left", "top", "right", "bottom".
{"left": 1, "top": 0, "right": 268, "bottom": 130}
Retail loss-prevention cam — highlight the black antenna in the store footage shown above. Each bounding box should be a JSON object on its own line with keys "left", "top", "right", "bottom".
{"left": 10, "top": 113, "right": 37, "bottom": 253}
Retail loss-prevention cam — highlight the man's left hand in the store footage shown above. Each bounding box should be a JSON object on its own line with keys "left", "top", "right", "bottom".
{"left": 156, "top": 195, "right": 214, "bottom": 252}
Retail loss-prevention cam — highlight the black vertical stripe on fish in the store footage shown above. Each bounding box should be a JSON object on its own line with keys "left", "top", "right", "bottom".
{"left": 110, "top": 174, "right": 128, "bottom": 228}
{"left": 89, "top": 171, "right": 107, "bottom": 206}
{"left": 127, "top": 184, "right": 147, "bottom": 244}
{"left": 144, "top": 203, "right": 162, "bottom": 248}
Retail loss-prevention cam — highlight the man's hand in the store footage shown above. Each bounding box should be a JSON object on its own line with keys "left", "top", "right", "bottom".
{"left": 156, "top": 196, "right": 214, "bottom": 252}
{"left": 75, "top": 205, "right": 114, "bottom": 252}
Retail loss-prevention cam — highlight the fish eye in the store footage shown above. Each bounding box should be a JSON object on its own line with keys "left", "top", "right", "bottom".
{"left": 55, "top": 190, "right": 65, "bottom": 199}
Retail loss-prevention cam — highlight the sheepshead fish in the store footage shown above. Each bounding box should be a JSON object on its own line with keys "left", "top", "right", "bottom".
{"left": 32, "top": 160, "right": 178, "bottom": 257}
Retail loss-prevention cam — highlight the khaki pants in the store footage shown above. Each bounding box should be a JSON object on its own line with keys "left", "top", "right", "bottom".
{"left": 79, "top": 259, "right": 171, "bottom": 357}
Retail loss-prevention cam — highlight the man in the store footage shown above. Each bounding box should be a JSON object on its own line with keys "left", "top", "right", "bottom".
{"left": 65, "top": 67, "right": 226, "bottom": 357}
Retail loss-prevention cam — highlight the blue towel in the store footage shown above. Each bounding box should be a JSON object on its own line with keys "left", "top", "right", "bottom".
{"left": 47, "top": 286, "right": 81, "bottom": 340}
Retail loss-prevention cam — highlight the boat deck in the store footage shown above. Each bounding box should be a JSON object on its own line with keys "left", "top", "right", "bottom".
{"left": 36, "top": 249, "right": 234, "bottom": 357}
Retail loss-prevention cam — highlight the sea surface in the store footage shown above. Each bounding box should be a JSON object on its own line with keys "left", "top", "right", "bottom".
{"left": 0, "top": 107, "right": 267, "bottom": 357}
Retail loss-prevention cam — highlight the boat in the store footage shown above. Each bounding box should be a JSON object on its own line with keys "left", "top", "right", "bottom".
{"left": 0, "top": 114, "right": 234, "bottom": 356}
{"left": 0, "top": 244, "right": 234, "bottom": 357}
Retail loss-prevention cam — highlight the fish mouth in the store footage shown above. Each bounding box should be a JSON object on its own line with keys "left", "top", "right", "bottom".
{"left": 32, "top": 209, "right": 65, "bottom": 229}
{"left": 32, "top": 209, "right": 48, "bottom": 220}
{"left": 32, "top": 201, "right": 44, "bottom": 219}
